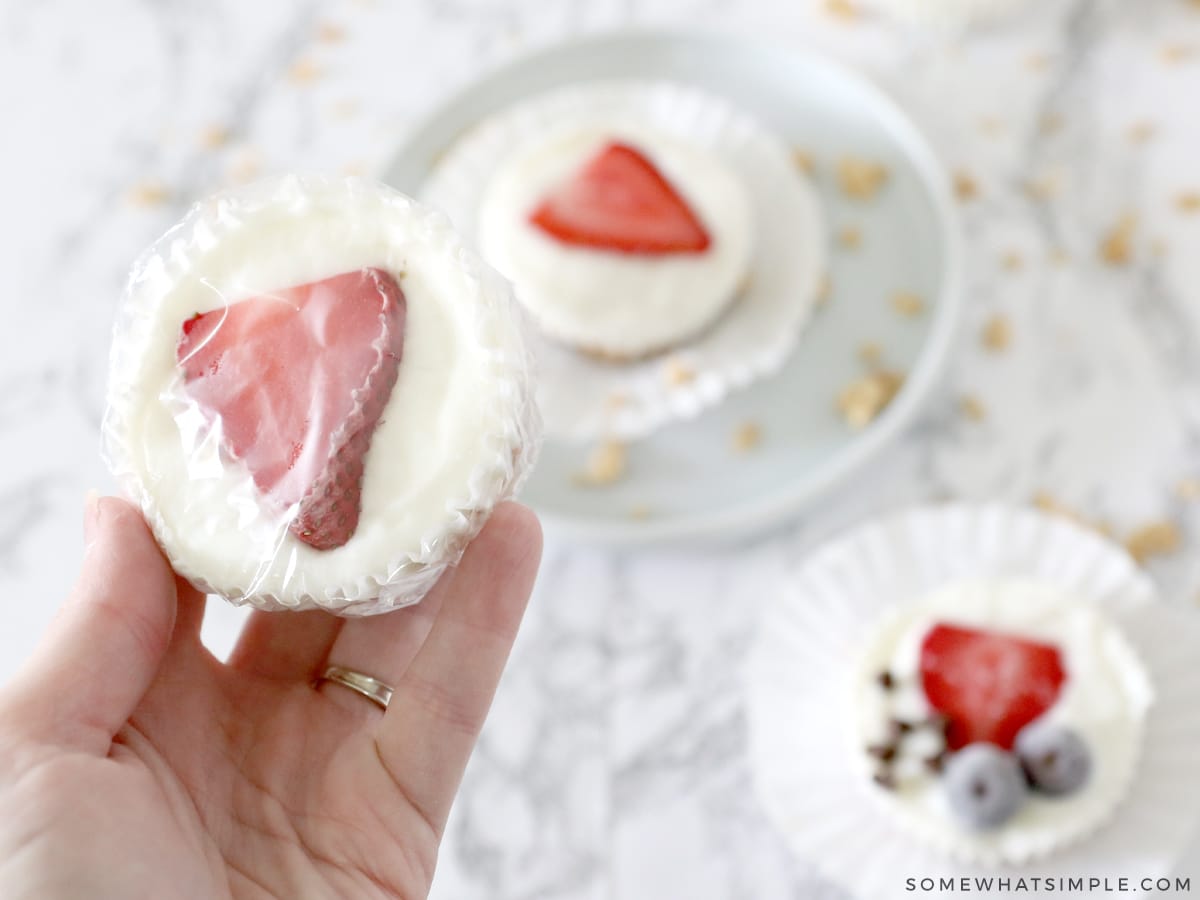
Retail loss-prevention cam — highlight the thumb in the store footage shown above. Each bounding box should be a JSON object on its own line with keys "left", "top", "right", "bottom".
{"left": 2, "top": 495, "right": 179, "bottom": 753}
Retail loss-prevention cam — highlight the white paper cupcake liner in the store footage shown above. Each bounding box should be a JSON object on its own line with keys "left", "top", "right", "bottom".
{"left": 421, "top": 80, "right": 827, "bottom": 442}
{"left": 103, "top": 175, "right": 541, "bottom": 615}
{"left": 746, "top": 504, "right": 1200, "bottom": 899}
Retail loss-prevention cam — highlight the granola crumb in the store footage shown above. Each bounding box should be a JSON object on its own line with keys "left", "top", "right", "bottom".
{"left": 1126, "top": 521, "right": 1181, "bottom": 564}
{"left": 981, "top": 314, "right": 1012, "bottom": 352}
{"left": 1099, "top": 215, "right": 1136, "bottom": 266}
{"left": 1000, "top": 251, "right": 1023, "bottom": 272}
{"left": 953, "top": 171, "right": 978, "bottom": 202}
{"left": 837, "top": 157, "right": 889, "bottom": 200}
{"left": 890, "top": 291, "right": 925, "bottom": 317}
{"left": 663, "top": 358, "right": 696, "bottom": 387}
{"left": 1176, "top": 191, "right": 1200, "bottom": 213}
{"left": 227, "top": 151, "right": 262, "bottom": 184}
{"left": 1176, "top": 477, "right": 1200, "bottom": 501}
{"left": 1024, "top": 176, "right": 1058, "bottom": 201}
{"left": 792, "top": 148, "right": 816, "bottom": 175}
{"left": 1161, "top": 44, "right": 1197, "bottom": 64}
{"left": 317, "top": 22, "right": 346, "bottom": 43}
{"left": 1032, "top": 493, "right": 1108, "bottom": 535}
{"left": 287, "top": 58, "right": 322, "bottom": 84}
{"left": 1039, "top": 112, "right": 1064, "bottom": 135}
{"left": 838, "top": 226, "right": 863, "bottom": 250}
{"left": 858, "top": 341, "right": 884, "bottom": 368}
{"left": 824, "top": 0, "right": 860, "bottom": 19}
{"left": 605, "top": 392, "right": 630, "bottom": 411}
{"left": 959, "top": 394, "right": 986, "bottom": 422}
{"left": 1127, "top": 121, "right": 1156, "bottom": 144}
{"left": 815, "top": 272, "right": 832, "bottom": 307}
{"left": 128, "top": 181, "right": 170, "bottom": 207}
{"left": 732, "top": 421, "right": 763, "bottom": 454}
{"left": 574, "top": 441, "right": 628, "bottom": 487}
{"left": 200, "top": 125, "right": 230, "bottom": 149}
{"left": 837, "top": 371, "right": 904, "bottom": 429}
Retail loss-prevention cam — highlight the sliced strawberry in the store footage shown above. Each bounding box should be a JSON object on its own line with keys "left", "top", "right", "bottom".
{"left": 176, "top": 268, "right": 405, "bottom": 550}
{"left": 919, "top": 623, "right": 1066, "bottom": 751}
{"left": 529, "top": 141, "right": 711, "bottom": 254}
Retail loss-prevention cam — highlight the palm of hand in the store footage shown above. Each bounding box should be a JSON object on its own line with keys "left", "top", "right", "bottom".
{"left": 0, "top": 499, "right": 540, "bottom": 900}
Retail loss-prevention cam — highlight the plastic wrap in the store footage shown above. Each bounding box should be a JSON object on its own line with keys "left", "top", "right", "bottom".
{"left": 103, "top": 175, "right": 541, "bottom": 615}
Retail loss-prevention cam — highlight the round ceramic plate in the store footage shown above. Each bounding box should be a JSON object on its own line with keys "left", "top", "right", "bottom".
{"left": 383, "top": 31, "right": 963, "bottom": 546}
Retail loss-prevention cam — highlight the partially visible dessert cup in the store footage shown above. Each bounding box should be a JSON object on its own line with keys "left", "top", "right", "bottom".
{"left": 422, "top": 80, "right": 825, "bottom": 442}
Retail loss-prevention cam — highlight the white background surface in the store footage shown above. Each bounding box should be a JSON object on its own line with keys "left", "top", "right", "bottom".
{"left": 3, "top": 0, "right": 1200, "bottom": 897}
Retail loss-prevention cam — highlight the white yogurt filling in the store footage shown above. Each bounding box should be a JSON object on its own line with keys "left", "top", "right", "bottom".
{"left": 851, "top": 578, "right": 1153, "bottom": 863}
{"left": 478, "top": 122, "right": 754, "bottom": 357}
{"left": 106, "top": 176, "right": 533, "bottom": 608}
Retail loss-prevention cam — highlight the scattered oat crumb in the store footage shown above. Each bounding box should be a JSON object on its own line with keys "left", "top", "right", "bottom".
{"left": 890, "top": 291, "right": 925, "bottom": 317}
{"left": 959, "top": 394, "right": 986, "bottom": 422}
{"left": 1000, "top": 251, "right": 1023, "bottom": 272}
{"left": 200, "top": 125, "right": 230, "bottom": 149}
{"left": 824, "top": 0, "right": 860, "bottom": 19}
{"left": 1176, "top": 477, "right": 1200, "bottom": 501}
{"left": 663, "top": 357, "right": 696, "bottom": 387}
{"left": 978, "top": 117, "right": 1005, "bottom": 137}
{"left": 1024, "top": 176, "right": 1058, "bottom": 201}
{"left": 330, "top": 98, "right": 360, "bottom": 119}
{"left": 227, "top": 151, "right": 262, "bottom": 184}
{"left": 1099, "top": 214, "right": 1136, "bottom": 266}
{"left": 953, "top": 171, "right": 978, "bottom": 202}
{"left": 317, "top": 21, "right": 346, "bottom": 43}
{"left": 574, "top": 440, "right": 627, "bottom": 487}
{"left": 1176, "top": 191, "right": 1200, "bottom": 213}
{"left": 1038, "top": 112, "right": 1064, "bottom": 135}
{"left": 128, "top": 181, "right": 170, "bottom": 207}
{"left": 1025, "top": 52, "right": 1052, "bottom": 71}
{"left": 792, "top": 148, "right": 816, "bottom": 175}
{"left": 1126, "top": 521, "right": 1181, "bottom": 564}
{"left": 837, "top": 157, "right": 889, "bottom": 200}
{"left": 858, "top": 341, "right": 884, "bottom": 368}
{"left": 731, "top": 421, "right": 762, "bottom": 454}
{"left": 1161, "top": 43, "right": 1197, "bottom": 63}
{"left": 837, "top": 371, "right": 904, "bottom": 429}
{"left": 287, "top": 58, "right": 322, "bottom": 84}
{"left": 815, "top": 272, "right": 832, "bottom": 307}
{"left": 1127, "top": 121, "right": 1156, "bottom": 144}
{"left": 629, "top": 505, "right": 653, "bottom": 520}
{"left": 981, "top": 314, "right": 1012, "bottom": 352}
{"left": 605, "top": 392, "right": 629, "bottom": 411}
{"left": 838, "top": 226, "right": 863, "bottom": 250}
{"left": 1032, "top": 493, "right": 1106, "bottom": 534}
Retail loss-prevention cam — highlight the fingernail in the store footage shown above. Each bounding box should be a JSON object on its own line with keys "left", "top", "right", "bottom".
{"left": 83, "top": 490, "right": 101, "bottom": 545}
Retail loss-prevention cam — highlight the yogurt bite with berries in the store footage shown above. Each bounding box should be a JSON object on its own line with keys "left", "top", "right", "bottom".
{"left": 852, "top": 578, "right": 1153, "bottom": 865}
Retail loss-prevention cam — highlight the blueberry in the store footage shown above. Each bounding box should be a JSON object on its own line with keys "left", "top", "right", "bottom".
{"left": 1015, "top": 722, "right": 1092, "bottom": 796}
{"left": 943, "top": 744, "right": 1027, "bottom": 829}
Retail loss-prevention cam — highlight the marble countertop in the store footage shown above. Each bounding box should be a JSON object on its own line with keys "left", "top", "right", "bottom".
{"left": 3, "top": 0, "right": 1200, "bottom": 896}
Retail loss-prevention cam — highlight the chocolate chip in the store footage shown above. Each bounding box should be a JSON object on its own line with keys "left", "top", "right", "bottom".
{"left": 924, "top": 752, "right": 947, "bottom": 774}
{"left": 876, "top": 671, "right": 896, "bottom": 690}
{"left": 891, "top": 718, "right": 915, "bottom": 735}
{"left": 867, "top": 743, "right": 898, "bottom": 763}
{"left": 873, "top": 771, "right": 897, "bottom": 790}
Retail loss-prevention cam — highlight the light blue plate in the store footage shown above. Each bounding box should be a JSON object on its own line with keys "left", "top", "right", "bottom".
{"left": 383, "top": 30, "right": 962, "bottom": 546}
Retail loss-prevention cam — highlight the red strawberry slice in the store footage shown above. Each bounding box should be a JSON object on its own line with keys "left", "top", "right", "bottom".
{"left": 919, "top": 623, "right": 1066, "bottom": 751}
{"left": 529, "top": 141, "right": 711, "bottom": 254}
{"left": 176, "top": 268, "right": 405, "bottom": 551}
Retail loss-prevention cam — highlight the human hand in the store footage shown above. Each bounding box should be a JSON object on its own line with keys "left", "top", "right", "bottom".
{"left": 0, "top": 496, "right": 541, "bottom": 899}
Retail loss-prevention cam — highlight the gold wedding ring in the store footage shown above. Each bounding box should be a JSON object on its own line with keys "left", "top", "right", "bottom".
{"left": 317, "top": 665, "right": 394, "bottom": 711}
